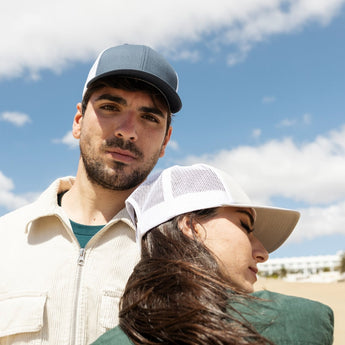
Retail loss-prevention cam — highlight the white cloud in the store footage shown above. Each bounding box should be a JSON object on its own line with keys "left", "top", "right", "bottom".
{"left": 303, "top": 113, "right": 312, "bottom": 124}
{"left": 0, "top": 111, "right": 31, "bottom": 127}
{"left": 53, "top": 130, "right": 79, "bottom": 149}
{"left": 252, "top": 128, "right": 262, "bottom": 139}
{"left": 168, "top": 140, "right": 179, "bottom": 151}
{"left": 287, "top": 200, "right": 345, "bottom": 243}
{"left": 277, "top": 113, "right": 312, "bottom": 128}
{"left": 276, "top": 118, "right": 297, "bottom": 127}
{"left": 171, "top": 49, "right": 200, "bottom": 63}
{"left": 226, "top": 44, "right": 252, "bottom": 66}
{"left": 0, "top": 171, "right": 37, "bottom": 211}
{"left": 1, "top": 0, "right": 344, "bottom": 79}
{"left": 262, "top": 96, "right": 276, "bottom": 104}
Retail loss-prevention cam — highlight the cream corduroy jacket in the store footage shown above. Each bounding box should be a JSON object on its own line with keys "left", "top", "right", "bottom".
{"left": 0, "top": 177, "right": 140, "bottom": 345}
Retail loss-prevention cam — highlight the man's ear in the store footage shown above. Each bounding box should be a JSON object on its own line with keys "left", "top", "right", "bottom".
{"left": 178, "top": 215, "right": 206, "bottom": 241}
{"left": 159, "top": 126, "right": 172, "bottom": 158}
{"left": 72, "top": 103, "right": 83, "bottom": 139}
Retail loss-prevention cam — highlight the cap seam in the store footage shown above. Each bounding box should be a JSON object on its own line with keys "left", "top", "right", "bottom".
{"left": 140, "top": 46, "right": 148, "bottom": 71}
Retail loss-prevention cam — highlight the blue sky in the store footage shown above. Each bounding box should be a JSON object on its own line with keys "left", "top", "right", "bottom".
{"left": 1, "top": 0, "right": 345, "bottom": 258}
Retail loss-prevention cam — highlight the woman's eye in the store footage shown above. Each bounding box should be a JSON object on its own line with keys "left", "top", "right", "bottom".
{"left": 241, "top": 220, "right": 254, "bottom": 234}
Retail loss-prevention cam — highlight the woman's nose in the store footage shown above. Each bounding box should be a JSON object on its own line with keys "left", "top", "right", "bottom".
{"left": 251, "top": 235, "right": 269, "bottom": 263}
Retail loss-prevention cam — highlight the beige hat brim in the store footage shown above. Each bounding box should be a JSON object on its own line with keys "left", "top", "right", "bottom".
{"left": 250, "top": 206, "right": 300, "bottom": 253}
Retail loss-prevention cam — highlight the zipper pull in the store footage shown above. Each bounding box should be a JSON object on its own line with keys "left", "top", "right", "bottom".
{"left": 78, "top": 248, "right": 86, "bottom": 266}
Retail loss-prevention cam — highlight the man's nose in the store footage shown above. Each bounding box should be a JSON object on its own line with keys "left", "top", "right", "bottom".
{"left": 114, "top": 113, "right": 138, "bottom": 141}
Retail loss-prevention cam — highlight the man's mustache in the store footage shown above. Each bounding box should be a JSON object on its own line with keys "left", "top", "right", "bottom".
{"left": 104, "top": 137, "right": 143, "bottom": 159}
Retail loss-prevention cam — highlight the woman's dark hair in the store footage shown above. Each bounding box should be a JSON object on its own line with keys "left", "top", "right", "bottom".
{"left": 81, "top": 76, "right": 172, "bottom": 134}
{"left": 119, "top": 208, "right": 273, "bottom": 345}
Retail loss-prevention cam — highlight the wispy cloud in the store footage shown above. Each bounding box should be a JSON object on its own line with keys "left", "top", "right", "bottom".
{"left": 262, "top": 96, "right": 276, "bottom": 104}
{"left": 168, "top": 140, "right": 179, "bottom": 151}
{"left": 252, "top": 128, "right": 262, "bottom": 139}
{"left": 1, "top": 0, "right": 344, "bottom": 79}
{"left": 288, "top": 200, "right": 345, "bottom": 244}
{"left": 0, "top": 171, "right": 37, "bottom": 211}
{"left": 276, "top": 113, "right": 313, "bottom": 128}
{"left": 303, "top": 113, "right": 312, "bottom": 125}
{"left": 276, "top": 118, "right": 297, "bottom": 127}
{"left": 52, "top": 130, "right": 79, "bottom": 149}
{"left": 0, "top": 111, "right": 31, "bottom": 127}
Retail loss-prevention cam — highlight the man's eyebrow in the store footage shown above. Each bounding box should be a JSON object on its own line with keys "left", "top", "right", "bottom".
{"left": 139, "top": 106, "right": 165, "bottom": 119}
{"left": 93, "top": 95, "right": 165, "bottom": 118}
{"left": 94, "top": 94, "right": 127, "bottom": 105}
{"left": 237, "top": 209, "right": 255, "bottom": 227}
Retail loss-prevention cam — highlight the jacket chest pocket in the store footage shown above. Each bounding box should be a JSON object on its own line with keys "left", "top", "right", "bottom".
{"left": 0, "top": 292, "right": 46, "bottom": 344}
{"left": 98, "top": 289, "right": 123, "bottom": 332}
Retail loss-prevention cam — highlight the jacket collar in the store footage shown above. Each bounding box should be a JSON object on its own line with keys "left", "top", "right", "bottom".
{"left": 25, "top": 177, "right": 135, "bottom": 234}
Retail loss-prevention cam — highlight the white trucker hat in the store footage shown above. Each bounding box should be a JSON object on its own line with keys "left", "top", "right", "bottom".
{"left": 126, "top": 164, "right": 300, "bottom": 253}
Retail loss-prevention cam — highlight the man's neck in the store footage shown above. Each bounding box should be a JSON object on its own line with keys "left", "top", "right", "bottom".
{"left": 60, "top": 175, "right": 135, "bottom": 226}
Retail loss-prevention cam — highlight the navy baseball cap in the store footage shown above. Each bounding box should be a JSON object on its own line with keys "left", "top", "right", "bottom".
{"left": 82, "top": 44, "right": 182, "bottom": 113}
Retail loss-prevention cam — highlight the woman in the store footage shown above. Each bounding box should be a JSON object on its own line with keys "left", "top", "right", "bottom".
{"left": 92, "top": 164, "right": 333, "bottom": 345}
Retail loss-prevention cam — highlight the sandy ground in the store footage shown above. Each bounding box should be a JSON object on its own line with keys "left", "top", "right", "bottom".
{"left": 255, "top": 278, "right": 344, "bottom": 345}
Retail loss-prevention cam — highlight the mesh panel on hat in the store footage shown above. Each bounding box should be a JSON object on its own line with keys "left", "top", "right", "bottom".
{"left": 171, "top": 165, "right": 226, "bottom": 198}
{"left": 143, "top": 175, "right": 165, "bottom": 212}
{"left": 131, "top": 173, "right": 165, "bottom": 214}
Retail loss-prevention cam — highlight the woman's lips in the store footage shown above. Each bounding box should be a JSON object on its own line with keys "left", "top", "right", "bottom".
{"left": 249, "top": 266, "right": 258, "bottom": 281}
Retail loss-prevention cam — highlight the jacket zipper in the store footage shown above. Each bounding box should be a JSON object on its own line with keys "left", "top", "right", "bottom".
{"left": 71, "top": 248, "right": 86, "bottom": 345}
{"left": 78, "top": 248, "right": 86, "bottom": 265}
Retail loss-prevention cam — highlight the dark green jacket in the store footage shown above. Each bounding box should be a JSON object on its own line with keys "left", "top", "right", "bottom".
{"left": 91, "top": 290, "right": 334, "bottom": 345}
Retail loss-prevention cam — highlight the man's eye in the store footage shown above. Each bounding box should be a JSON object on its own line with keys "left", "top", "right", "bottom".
{"left": 100, "top": 104, "right": 119, "bottom": 111}
{"left": 142, "top": 114, "right": 159, "bottom": 123}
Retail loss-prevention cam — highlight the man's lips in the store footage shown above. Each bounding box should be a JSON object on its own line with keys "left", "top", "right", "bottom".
{"left": 106, "top": 148, "right": 137, "bottom": 163}
{"left": 249, "top": 266, "right": 258, "bottom": 275}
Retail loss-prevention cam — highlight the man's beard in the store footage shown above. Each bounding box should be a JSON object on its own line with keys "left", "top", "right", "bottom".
{"left": 80, "top": 136, "right": 162, "bottom": 191}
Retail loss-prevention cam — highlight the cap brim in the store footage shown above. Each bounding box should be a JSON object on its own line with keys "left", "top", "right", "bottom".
{"left": 87, "top": 70, "right": 182, "bottom": 114}
{"left": 251, "top": 206, "right": 300, "bottom": 253}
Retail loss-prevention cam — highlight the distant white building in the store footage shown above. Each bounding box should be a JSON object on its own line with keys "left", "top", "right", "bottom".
{"left": 258, "top": 251, "right": 344, "bottom": 282}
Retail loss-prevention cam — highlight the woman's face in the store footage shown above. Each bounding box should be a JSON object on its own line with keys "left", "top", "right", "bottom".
{"left": 195, "top": 206, "right": 269, "bottom": 293}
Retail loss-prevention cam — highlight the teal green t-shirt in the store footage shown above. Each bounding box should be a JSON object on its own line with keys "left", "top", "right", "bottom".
{"left": 69, "top": 219, "right": 104, "bottom": 248}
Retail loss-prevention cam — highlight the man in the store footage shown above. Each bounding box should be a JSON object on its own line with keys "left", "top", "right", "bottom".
{"left": 0, "top": 44, "right": 182, "bottom": 345}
